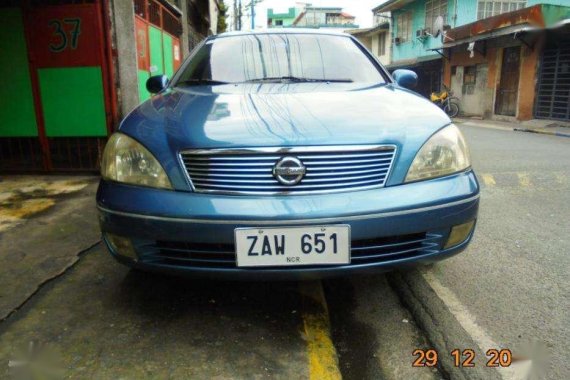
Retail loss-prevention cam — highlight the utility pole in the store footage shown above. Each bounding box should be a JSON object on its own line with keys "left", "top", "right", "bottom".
{"left": 233, "top": 0, "right": 238, "bottom": 31}
{"left": 251, "top": 1, "right": 255, "bottom": 29}
{"left": 238, "top": 0, "right": 242, "bottom": 30}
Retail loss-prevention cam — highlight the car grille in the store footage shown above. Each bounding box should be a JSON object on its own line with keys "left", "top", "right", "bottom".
{"left": 135, "top": 232, "right": 442, "bottom": 269}
{"left": 179, "top": 145, "right": 397, "bottom": 195}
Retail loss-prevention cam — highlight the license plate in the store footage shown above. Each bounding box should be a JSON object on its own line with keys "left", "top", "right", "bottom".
{"left": 235, "top": 225, "right": 350, "bottom": 267}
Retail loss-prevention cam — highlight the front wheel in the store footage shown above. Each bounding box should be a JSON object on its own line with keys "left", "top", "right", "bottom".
{"left": 444, "top": 101, "right": 460, "bottom": 118}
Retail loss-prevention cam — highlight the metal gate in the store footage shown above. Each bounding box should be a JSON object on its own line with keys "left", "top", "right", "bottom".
{"left": 134, "top": 0, "right": 182, "bottom": 103}
{"left": 0, "top": 0, "right": 115, "bottom": 172}
{"left": 535, "top": 39, "right": 570, "bottom": 121}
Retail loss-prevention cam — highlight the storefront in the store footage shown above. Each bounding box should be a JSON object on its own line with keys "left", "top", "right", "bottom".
{"left": 436, "top": 4, "right": 570, "bottom": 121}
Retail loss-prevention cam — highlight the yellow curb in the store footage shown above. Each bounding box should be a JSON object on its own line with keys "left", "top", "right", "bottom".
{"left": 299, "top": 281, "right": 342, "bottom": 380}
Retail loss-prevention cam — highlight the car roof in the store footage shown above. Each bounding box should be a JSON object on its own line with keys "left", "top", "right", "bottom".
{"left": 212, "top": 28, "right": 353, "bottom": 40}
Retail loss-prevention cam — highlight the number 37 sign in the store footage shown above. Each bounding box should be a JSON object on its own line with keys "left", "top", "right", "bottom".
{"left": 48, "top": 18, "right": 81, "bottom": 52}
{"left": 28, "top": 5, "right": 103, "bottom": 68}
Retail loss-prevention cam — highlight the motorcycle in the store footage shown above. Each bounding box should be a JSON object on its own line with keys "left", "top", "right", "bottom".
{"left": 430, "top": 85, "right": 460, "bottom": 118}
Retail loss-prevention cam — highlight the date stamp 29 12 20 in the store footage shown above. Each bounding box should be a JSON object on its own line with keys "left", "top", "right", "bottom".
{"left": 413, "top": 348, "right": 515, "bottom": 368}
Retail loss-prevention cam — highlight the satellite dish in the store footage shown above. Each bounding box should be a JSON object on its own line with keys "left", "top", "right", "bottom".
{"left": 433, "top": 15, "right": 444, "bottom": 38}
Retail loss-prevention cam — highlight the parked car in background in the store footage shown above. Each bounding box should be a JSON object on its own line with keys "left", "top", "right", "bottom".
{"left": 96, "top": 29, "right": 479, "bottom": 279}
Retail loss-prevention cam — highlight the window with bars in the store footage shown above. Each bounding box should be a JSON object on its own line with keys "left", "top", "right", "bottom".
{"left": 464, "top": 66, "right": 477, "bottom": 84}
{"left": 396, "top": 11, "right": 412, "bottom": 43}
{"left": 477, "top": 1, "right": 526, "bottom": 20}
{"left": 425, "top": 0, "right": 447, "bottom": 32}
{"left": 134, "top": 0, "right": 182, "bottom": 36}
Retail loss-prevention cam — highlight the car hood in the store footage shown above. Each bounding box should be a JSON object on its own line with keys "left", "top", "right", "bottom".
{"left": 119, "top": 83, "right": 451, "bottom": 189}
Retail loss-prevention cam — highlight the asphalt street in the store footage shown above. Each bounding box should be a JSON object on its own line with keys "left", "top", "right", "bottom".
{"left": 0, "top": 125, "right": 568, "bottom": 379}
{"left": 414, "top": 124, "right": 570, "bottom": 380}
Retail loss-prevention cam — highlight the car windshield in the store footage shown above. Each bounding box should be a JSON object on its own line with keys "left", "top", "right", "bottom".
{"left": 174, "top": 33, "right": 386, "bottom": 85}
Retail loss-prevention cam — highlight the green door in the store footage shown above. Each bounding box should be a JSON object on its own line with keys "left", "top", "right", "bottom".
{"left": 149, "top": 25, "right": 164, "bottom": 76}
{"left": 0, "top": 8, "right": 37, "bottom": 137}
{"left": 162, "top": 33, "right": 174, "bottom": 78}
{"left": 141, "top": 25, "right": 176, "bottom": 103}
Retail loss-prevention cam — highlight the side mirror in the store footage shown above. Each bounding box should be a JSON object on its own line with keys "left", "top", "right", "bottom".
{"left": 392, "top": 69, "right": 418, "bottom": 89}
{"left": 146, "top": 75, "right": 169, "bottom": 94}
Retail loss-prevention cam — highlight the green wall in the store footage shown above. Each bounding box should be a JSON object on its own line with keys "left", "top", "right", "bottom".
{"left": 163, "top": 33, "right": 174, "bottom": 78}
{"left": 38, "top": 67, "right": 107, "bottom": 137}
{"left": 138, "top": 70, "right": 151, "bottom": 102}
{"left": 0, "top": 8, "right": 38, "bottom": 137}
{"left": 149, "top": 26, "right": 164, "bottom": 75}
{"left": 139, "top": 25, "right": 176, "bottom": 103}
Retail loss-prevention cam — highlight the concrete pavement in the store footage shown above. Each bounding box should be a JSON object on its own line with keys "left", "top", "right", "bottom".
{"left": 0, "top": 177, "right": 100, "bottom": 322}
{"left": 0, "top": 122, "right": 568, "bottom": 379}
{"left": 455, "top": 117, "right": 570, "bottom": 138}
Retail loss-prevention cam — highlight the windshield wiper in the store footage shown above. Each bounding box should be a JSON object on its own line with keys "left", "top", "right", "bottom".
{"left": 176, "top": 79, "right": 230, "bottom": 86}
{"left": 245, "top": 76, "right": 353, "bottom": 83}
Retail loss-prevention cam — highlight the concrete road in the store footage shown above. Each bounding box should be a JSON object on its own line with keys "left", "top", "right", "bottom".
{"left": 0, "top": 125, "right": 568, "bottom": 379}
{"left": 401, "top": 125, "right": 570, "bottom": 380}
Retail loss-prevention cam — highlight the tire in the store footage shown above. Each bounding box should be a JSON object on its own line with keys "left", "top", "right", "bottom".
{"left": 444, "top": 101, "right": 460, "bottom": 118}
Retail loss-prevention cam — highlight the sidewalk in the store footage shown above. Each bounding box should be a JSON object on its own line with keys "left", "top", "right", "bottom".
{"left": 0, "top": 176, "right": 100, "bottom": 322}
{"left": 454, "top": 117, "right": 570, "bottom": 138}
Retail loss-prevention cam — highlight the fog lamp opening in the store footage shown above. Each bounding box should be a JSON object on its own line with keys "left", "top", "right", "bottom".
{"left": 444, "top": 220, "right": 475, "bottom": 249}
{"left": 105, "top": 233, "right": 137, "bottom": 260}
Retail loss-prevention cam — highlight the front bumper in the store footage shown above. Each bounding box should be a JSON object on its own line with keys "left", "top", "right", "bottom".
{"left": 97, "top": 170, "right": 479, "bottom": 280}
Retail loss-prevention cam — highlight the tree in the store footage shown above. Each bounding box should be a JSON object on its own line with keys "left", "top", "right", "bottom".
{"left": 217, "top": 1, "right": 228, "bottom": 33}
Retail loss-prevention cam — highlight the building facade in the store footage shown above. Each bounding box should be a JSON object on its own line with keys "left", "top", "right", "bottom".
{"left": 292, "top": 6, "right": 359, "bottom": 29}
{"left": 267, "top": 7, "right": 301, "bottom": 27}
{"left": 348, "top": 22, "right": 392, "bottom": 66}
{"left": 440, "top": 4, "right": 570, "bottom": 121}
{"left": 374, "top": 0, "right": 570, "bottom": 121}
{"left": 0, "top": 0, "right": 217, "bottom": 172}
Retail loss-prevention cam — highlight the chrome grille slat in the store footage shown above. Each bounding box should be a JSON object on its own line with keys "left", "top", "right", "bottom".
{"left": 296, "top": 152, "right": 394, "bottom": 159}
{"left": 186, "top": 152, "right": 393, "bottom": 160}
{"left": 190, "top": 172, "right": 387, "bottom": 184}
{"left": 180, "top": 145, "right": 396, "bottom": 195}
{"left": 187, "top": 156, "right": 282, "bottom": 161}
{"left": 298, "top": 158, "right": 392, "bottom": 165}
{"left": 183, "top": 157, "right": 392, "bottom": 166}
{"left": 191, "top": 177, "right": 386, "bottom": 190}
{"left": 187, "top": 167, "right": 271, "bottom": 172}
{"left": 307, "top": 163, "right": 391, "bottom": 171}
{"left": 183, "top": 161, "right": 276, "bottom": 167}
{"left": 305, "top": 167, "right": 388, "bottom": 177}
{"left": 188, "top": 171, "right": 271, "bottom": 178}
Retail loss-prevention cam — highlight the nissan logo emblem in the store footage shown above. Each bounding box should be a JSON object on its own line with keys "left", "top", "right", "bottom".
{"left": 273, "top": 157, "right": 306, "bottom": 185}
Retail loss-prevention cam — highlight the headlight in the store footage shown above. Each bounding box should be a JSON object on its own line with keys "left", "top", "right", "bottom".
{"left": 405, "top": 124, "right": 470, "bottom": 182}
{"left": 101, "top": 133, "right": 172, "bottom": 189}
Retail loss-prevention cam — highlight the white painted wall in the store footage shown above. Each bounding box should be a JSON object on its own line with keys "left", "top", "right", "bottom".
{"left": 451, "top": 64, "right": 494, "bottom": 117}
{"left": 371, "top": 31, "right": 391, "bottom": 66}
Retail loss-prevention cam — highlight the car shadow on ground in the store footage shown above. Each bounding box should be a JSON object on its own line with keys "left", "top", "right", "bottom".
{"left": 111, "top": 269, "right": 304, "bottom": 322}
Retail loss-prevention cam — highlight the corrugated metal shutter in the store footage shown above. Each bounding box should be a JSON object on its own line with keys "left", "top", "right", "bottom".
{"left": 535, "top": 40, "right": 570, "bottom": 121}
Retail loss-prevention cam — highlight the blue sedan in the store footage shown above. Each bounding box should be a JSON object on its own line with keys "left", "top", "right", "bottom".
{"left": 96, "top": 29, "right": 479, "bottom": 280}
